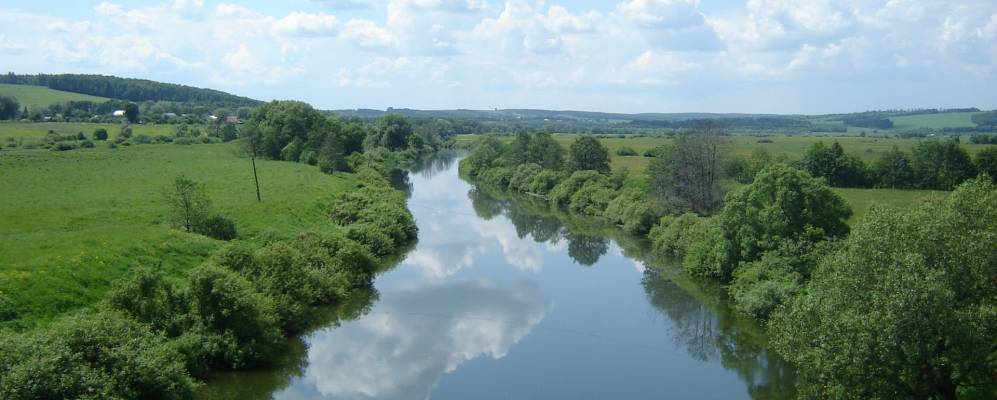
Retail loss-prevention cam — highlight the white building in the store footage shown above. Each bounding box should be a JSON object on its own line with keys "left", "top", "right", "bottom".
{"left": 113, "top": 110, "right": 125, "bottom": 117}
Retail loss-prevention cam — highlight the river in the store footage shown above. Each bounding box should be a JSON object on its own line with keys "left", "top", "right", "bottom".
{"left": 197, "top": 154, "right": 795, "bottom": 400}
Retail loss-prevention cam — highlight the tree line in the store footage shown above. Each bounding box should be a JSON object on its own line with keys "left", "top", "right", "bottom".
{"left": 1, "top": 73, "right": 260, "bottom": 107}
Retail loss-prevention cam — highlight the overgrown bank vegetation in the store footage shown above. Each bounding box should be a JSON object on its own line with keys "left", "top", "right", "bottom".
{"left": 0, "top": 103, "right": 439, "bottom": 398}
{"left": 459, "top": 130, "right": 997, "bottom": 399}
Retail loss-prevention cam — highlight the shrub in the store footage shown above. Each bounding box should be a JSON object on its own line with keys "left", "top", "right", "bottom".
{"left": 520, "top": 169, "right": 567, "bottom": 195}
{"left": 603, "top": 186, "right": 657, "bottom": 235}
{"left": 76, "top": 132, "right": 87, "bottom": 140}
{"left": 684, "top": 164, "right": 851, "bottom": 282}
{"left": 50, "top": 142, "right": 76, "bottom": 151}
{"left": 568, "top": 179, "right": 616, "bottom": 215}
{"left": 195, "top": 215, "right": 237, "bottom": 241}
{"left": 134, "top": 134, "right": 153, "bottom": 144}
{"left": 649, "top": 213, "right": 711, "bottom": 257}
{"left": 120, "top": 126, "right": 133, "bottom": 139}
{"left": 643, "top": 144, "right": 670, "bottom": 158}
{"left": 0, "top": 310, "right": 195, "bottom": 400}
{"left": 183, "top": 265, "right": 281, "bottom": 369}
{"left": 80, "top": 140, "right": 95, "bottom": 148}
{"left": 174, "top": 137, "right": 193, "bottom": 145}
{"left": 93, "top": 128, "right": 109, "bottom": 140}
{"left": 347, "top": 224, "right": 396, "bottom": 256}
{"left": 549, "top": 170, "right": 606, "bottom": 206}
{"left": 615, "top": 146, "right": 638, "bottom": 156}
{"left": 508, "top": 163, "right": 543, "bottom": 192}
{"left": 477, "top": 166, "right": 515, "bottom": 189}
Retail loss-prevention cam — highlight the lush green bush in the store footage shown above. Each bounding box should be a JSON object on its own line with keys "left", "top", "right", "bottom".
{"left": 329, "top": 177, "right": 417, "bottom": 256}
{"left": 729, "top": 240, "right": 831, "bottom": 318}
{"left": 648, "top": 213, "right": 711, "bottom": 257}
{"left": 80, "top": 139, "right": 96, "bottom": 148}
{"left": 974, "top": 146, "right": 997, "bottom": 183}
{"left": 603, "top": 186, "right": 658, "bottom": 235}
{"left": 549, "top": 170, "right": 606, "bottom": 206}
{"left": 477, "top": 166, "right": 515, "bottom": 189}
{"left": 50, "top": 142, "right": 76, "bottom": 151}
{"left": 801, "top": 141, "right": 869, "bottom": 188}
{"left": 93, "top": 128, "right": 109, "bottom": 140}
{"left": 195, "top": 214, "right": 237, "bottom": 241}
{"left": 568, "top": 179, "right": 615, "bottom": 215}
{"left": 615, "top": 146, "right": 638, "bottom": 156}
{"left": 183, "top": 264, "right": 281, "bottom": 369}
{"left": 770, "top": 178, "right": 997, "bottom": 399}
{"left": 0, "top": 290, "right": 17, "bottom": 321}
{"left": 684, "top": 164, "right": 851, "bottom": 281}
{"left": 508, "top": 163, "right": 543, "bottom": 192}
{"left": 642, "top": 144, "right": 670, "bottom": 158}
{"left": 0, "top": 310, "right": 195, "bottom": 400}
{"left": 460, "top": 135, "right": 507, "bottom": 178}
{"left": 519, "top": 169, "right": 566, "bottom": 195}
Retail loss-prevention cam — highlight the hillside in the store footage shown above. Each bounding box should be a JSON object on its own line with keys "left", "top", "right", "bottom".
{"left": 0, "top": 83, "right": 108, "bottom": 111}
{"left": 0, "top": 73, "right": 261, "bottom": 107}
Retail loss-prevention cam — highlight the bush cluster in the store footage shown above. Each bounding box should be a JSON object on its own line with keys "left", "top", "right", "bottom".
{"left": 330, "top": 168, "right": 418, "bottom": 256}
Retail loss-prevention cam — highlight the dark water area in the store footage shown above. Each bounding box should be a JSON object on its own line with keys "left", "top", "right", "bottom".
{"left": 198, "top": 154, "right": 795, "bottom": 400}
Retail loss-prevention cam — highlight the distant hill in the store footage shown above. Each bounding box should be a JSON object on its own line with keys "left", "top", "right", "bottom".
{"left": 331, "top": 107, "right": 797, "bottom": 122}
{"left": 0, "top": 73, "right": 261, "bottom": 107}
{"left": 0, "top": 83, "right": 109, "bottom": 111}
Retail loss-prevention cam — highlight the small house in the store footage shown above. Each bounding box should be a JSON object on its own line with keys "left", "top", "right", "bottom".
{"left": 112, "top": 110, "right": 125, "bottom": 117}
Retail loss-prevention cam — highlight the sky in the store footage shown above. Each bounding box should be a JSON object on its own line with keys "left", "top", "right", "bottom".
{"left": 0, "top": 0, "right": 995, "bottom": 114}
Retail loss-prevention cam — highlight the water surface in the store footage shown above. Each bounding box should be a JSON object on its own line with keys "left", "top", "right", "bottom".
{"left": 199, "top": 155, "right": 794, "bottom": 399}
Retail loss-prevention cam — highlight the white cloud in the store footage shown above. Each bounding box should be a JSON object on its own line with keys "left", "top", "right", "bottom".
{"left": 342, "top": 19, "right": 398, "bottom": 48}
{"left": 1, "top": 0, "right": 995, "bottom": 112}
{"left": 273, "top": 12, "right": 341, "bottom": 36}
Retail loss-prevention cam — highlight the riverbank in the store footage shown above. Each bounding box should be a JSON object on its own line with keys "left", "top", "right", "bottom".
{"left": 0, "top": 145, "right": 422, "bottom": 399}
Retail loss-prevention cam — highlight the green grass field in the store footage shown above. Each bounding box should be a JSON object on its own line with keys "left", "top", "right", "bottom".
{"left": 0, "top": 121, "right": 176, "bottom": 141}
{"left": 0, "top": 142, "right": 357, "bottom": 328}
{"left": 0, "top": 83, "right": 109, "bottom": 111}
{"left": 889, "top": 112, "right": 981, "bottom": 129}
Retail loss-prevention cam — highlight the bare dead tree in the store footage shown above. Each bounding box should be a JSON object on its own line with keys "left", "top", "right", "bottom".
{"left": 648, "top": 120, "right": 728, "bottom": 215}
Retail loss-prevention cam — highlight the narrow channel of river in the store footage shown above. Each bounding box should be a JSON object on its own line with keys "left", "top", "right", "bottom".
{"left": 198, "top": 154, "right": 795, "bottom": 399}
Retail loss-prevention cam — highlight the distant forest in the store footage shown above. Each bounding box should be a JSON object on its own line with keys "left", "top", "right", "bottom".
{"left": 1, "top": 73, "right": 260, "bottom": 107}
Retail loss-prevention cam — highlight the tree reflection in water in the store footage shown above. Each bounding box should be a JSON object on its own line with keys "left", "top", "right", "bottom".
{"left": 642, "top": 272, "right": 796, "bottom": 399}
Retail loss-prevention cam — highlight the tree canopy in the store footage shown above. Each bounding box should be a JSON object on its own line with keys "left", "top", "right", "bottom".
{"left": 770, "top": 177, "right": 997, "bottom": 400}
{"left": 567, "top": 136, "right": 610, "bottom": 174}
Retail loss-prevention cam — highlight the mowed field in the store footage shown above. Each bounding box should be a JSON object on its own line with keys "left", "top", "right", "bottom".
{"left": 0, "top": 142, "right": 357, "bottom": 328}
{"left": 0, "top": 121, "right": 176, "bottom": 140}
{"left": 457, "top": 133, "right": 986, "bottom": 224}
{"left": 0, "top": 83, "right": 109, "bottom": 111}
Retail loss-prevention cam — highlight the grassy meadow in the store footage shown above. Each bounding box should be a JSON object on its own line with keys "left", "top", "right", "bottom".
{"left": 0, "top": 121, "right": 176, "bottom": 141}
{"left": 0, "top": 83, "right": 109, "bottom": 111}
{"left": 0, "top": 141, "right": 357, "bottom": 328}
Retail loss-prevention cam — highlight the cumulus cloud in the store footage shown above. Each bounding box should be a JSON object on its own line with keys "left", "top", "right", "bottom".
{"left": 1, "top": 0, "right": 995, "bottom": 112}
{"left": 273, "top": 12, "right": 341, "bottom": 36}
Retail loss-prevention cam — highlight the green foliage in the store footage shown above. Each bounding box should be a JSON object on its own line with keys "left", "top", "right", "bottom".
{"left": 911, "top": 139, "right": 976, "bottom": 190}
{"left": 647, "top": 129, "right": 727, "bottom": 214}
{"left": 801, "top": 141, "right": 869, "bottom": 188}
{"left": 974, "top": 146, "right": 997, "bottom": 183}
{"left": 0, "top": 95, "right": 20, "bottom": 120}
{"left": 648, "top": 213, "right": 710, "bottom": 258}
{"left": 508, "top": 163, "right": 543, "bottom": 192}
{"left": 124, "top": 103, "right": 139, "bottom": 123}
{"left": 370, "top": 114, "right": 414, "bottom": 151}
{"left": 0, "top": 310, "right": 195, "bottom": 400}
{"left": 183, "top": 264, "right": 282, "bottom": 369}
{"left": 642, "top": 144, "right": 670, "bottom": 158}
{"left": 567, "top": 136, "right": 610, "bottom": 174}
{"left": 729, "top": 240, "right": 832, "bottom": 319}
{"left": 603, "top": 186, "right": 658, "bottom": 235}
{"left": 871, "top": 146, "right": 915, "bottom": 188}
{"left": 615, "top": 146, "right": 638, "bottom": 156}
{"left": 548, "top": 170, "right": 606, "bottom": 206}
{"left": 527, "top": 132, "right": 565, "bottom": 169}
{"left": 770, "top": 178, "right": 997, "bottom": 399}
{"left": 329, "top": 175, "right": 417, "bottom": 256}
{"left": 460, "top": 135, "right": 507, "bottom": 178}
{"left": 196, "top": 215, "right": 237, "bottom": 241}
{"left": 685, "top": 164, "right": 851, "bottom": 282}
{"left": 164, "top": 175, "right": 212, "bottom": 233}
{"left": 568, "top": 179, "right": 615, "bottom": 215}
